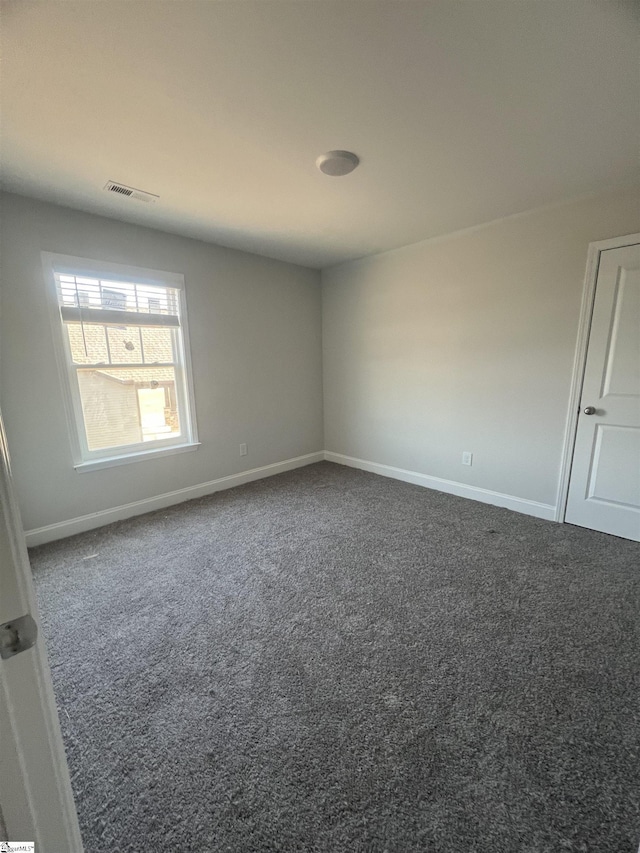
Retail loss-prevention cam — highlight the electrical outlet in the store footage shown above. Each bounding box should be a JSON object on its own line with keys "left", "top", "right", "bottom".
{"left": 462, "top": 451, "right": 473, "bottom": 466}
{"left": 239, "top": 443, "right": 247, "bottom": 457}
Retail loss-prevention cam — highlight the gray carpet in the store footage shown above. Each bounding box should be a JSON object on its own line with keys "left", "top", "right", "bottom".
{"left": 30, "top": 462, "right": 639, "bottom": 853}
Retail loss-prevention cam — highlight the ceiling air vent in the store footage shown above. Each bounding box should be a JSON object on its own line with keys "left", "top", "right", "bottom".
{"left": 103, "top": 181, "right": 159, "bottom": 203}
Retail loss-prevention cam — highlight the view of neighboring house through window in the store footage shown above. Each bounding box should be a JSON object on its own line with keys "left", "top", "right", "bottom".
{"left": 48, "top": 259, "right": 198, "bottom": 466}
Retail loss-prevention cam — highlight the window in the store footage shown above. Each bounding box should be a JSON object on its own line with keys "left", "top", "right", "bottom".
{"left": 43, "top": 254, "right": 198, "bottom": 470}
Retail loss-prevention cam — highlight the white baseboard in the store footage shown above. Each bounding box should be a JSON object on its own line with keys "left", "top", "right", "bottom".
{"left": 24, "top": 451, "right": 324, "bottom": 546}
{"left": 24, "top": 449, "right": 557, "bottom": 546}
{"left": 324, "top": 451, "right": 557, "bottom": 521}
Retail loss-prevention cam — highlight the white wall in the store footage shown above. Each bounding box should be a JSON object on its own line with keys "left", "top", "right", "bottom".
{"left": 0, "top": 192, "right": 323, "bottom": 534}
{"left": 3, "top": 187, "right": 639, "bottom": 536}
{"left": 322, "top": 188, "right": 640, "bottom": 512}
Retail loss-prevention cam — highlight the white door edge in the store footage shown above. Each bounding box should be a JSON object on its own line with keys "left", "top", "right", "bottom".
{"left": 556, "top": 232, "right": 640, "bottom": 523}
{"left": 0, "top": 410, "right": 83, "bottom": 850}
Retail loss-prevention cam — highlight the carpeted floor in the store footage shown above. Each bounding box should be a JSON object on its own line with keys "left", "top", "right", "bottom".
{"left": 30, "top": 462, "right": 639, "bottom": 853}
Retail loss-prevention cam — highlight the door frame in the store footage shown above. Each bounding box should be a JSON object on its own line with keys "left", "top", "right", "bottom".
{"left": 555, "top": 232, "right": 640, "bottom": 523}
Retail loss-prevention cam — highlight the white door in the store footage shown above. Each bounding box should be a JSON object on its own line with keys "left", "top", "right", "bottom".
{"left": 565, "top": 242, "right": 640, "bottom": 541}
{"left": 0, "top": 410, "right": 83, "bottom": 849}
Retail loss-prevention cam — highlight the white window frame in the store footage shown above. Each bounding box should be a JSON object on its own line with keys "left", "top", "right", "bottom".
{"left": 41, "top": 252, "right": 200, "bottom": 472}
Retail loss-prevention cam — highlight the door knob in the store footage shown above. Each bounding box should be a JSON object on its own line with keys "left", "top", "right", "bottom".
{"left": 583, "top": 406, "right": 596, "bottom": 415}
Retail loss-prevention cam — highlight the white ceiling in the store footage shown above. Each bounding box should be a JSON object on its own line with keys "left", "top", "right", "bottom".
{"left": 2, "top": 1, "right": 638, "bottom": 269}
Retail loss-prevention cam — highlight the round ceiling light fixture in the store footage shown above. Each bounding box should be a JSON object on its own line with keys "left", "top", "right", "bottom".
{"left": 316, "top": 150, "right": 360, "bottom": 177}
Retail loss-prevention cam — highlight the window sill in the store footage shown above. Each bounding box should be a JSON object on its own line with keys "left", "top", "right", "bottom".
{"left": 74, "top": 442, "right": 200, "bottom": 473}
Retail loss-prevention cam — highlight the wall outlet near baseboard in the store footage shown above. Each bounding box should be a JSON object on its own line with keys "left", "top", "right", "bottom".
{"left": 239, "top": 443, "right": 248, "bottom": 457}
{"left": 462, "top": 451, "right": 473, "bottom": 466}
